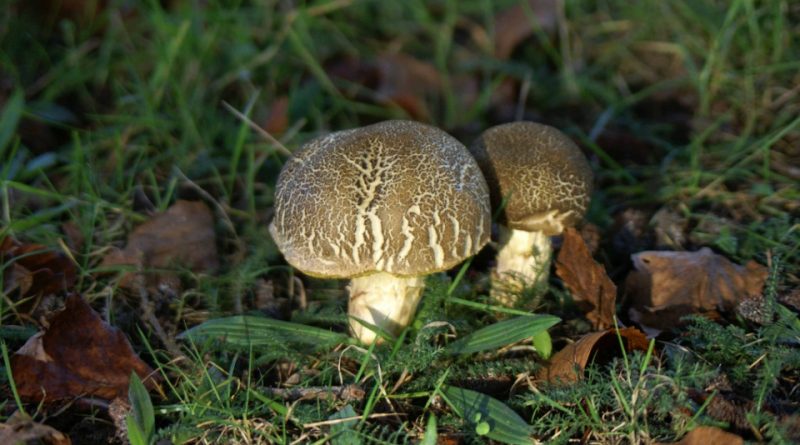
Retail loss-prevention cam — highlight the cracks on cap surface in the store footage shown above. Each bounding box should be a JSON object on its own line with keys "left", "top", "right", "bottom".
{"left": 270, "top": 120, "right": 491, "bottom": 278}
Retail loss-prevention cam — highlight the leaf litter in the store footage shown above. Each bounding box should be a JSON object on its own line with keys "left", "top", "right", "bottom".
{"left": 655, "top": 425, "right": 743, "bottom": 445}
{"left": 0, "top": 412, "right": 71, "bottom": 445}
{"left": 537, "top": 327, "right": 648, "bottom": 383}
{"left": 100, "top": 199, "right": 219, "bottom": 291}
{"left": 555, "top": 227, "right": 617, "bottom": 330}
{"left": 11, "top": 294, "right": 158, "bottom": 402}
{"left": 491, "top": 0, "right": 559, "bottom": 60}
{"left": 625, "top": 247, "right": 768, "bottom": 333}
{"left": 1, "top": 236, "right": 76, "bottom": 301}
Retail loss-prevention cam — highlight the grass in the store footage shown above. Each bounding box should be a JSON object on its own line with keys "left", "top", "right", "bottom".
{"left": 1, "top": 0, "right": 799, "bottom": 443}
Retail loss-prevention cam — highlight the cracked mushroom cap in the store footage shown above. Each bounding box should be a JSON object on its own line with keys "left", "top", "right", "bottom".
{"left": 469, "top": 122, "right": 593, "bottom": 235}
{"left": 269, "top": 120, "right": 491, "bottom": 279}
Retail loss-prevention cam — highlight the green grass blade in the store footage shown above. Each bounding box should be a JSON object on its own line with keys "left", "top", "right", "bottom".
{"left": 178, "top": 315, "right": 350, "bottom": 347}
{"left": 531, "top": 330, "right": 552, "bottom": 360}
{"left": 0, "top": 88, "right": 23, "bottom": 153}
{"left": 421, "top": 414, "right": 437, "bottom": 445}
{"left": 128, "top": 372, "right": 155, "bottom": 443}
{"left": 126, "top": 416, "right": 148, "bottom": 445}
{"left": 446, "top": 315, "right": 560, "bottom": 355}
{"left": 440, "top": 385, "right": 532, "bottom": 445}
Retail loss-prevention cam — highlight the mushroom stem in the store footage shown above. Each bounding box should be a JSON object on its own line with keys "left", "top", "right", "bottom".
{"left": 491, "top": 225, "right": 552, "bottom": 306}
{"left": 347, "top": 272, "right": 425, "bottom": 344}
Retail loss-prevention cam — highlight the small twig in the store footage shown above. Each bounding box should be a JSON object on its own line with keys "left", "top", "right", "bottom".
{"left": 262, "top": 384, "right": 365, "bottom": 403}
{"left": 173, "top": 167, "right": 246, "bottom": 263}
{"left": 221, "top": 100, "right": 293, "bottom": 157}
{"left": 390, "top": 368, "right": 411, "bottom": 394}
{"left": 136, "top": 277, "right": 186, "bottom": 361}
{"left": 303, "top": 412, "right": 405, "bottom": 429}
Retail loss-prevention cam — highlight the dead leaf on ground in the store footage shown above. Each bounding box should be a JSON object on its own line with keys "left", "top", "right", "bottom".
{"left": 555, "top": 227, "right": 617, "bottom": 330}
{"left": 327, "top": 53, "right": 442, "bottom": 120}
{"left": 11, "top": 294, "right": 158, "bottom": 402}
{"left": 374, "top": 53, "right": 441, "bottom": 120}
{"left": 625, "top": 247, "right": 767, "bottom": 332}
{"left": 100, "top": 199, "right": 218, "bottom": 290}
{"left": 655, "top": 426, "right": 743, "bottom": 445}
{"left": 0, "top": 412, "right": 71, "bottom": 445}
{"left": 262, "top": 95, "right": 289, "bottom": 136}
{"left": 537, "top": 327, "right": 648, "bottom": 383}
{"left": 493, "top": 0, "right": 559, "bottom": 59}
{"left": 1, "top": 236, "right": 77, "bottom": 301}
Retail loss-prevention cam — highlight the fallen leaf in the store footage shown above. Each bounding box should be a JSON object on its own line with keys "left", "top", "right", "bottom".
{"left": 327, "top": 53, "right": 442, "bottom": 120}
{"left": 374, "top": 53, "right": 442, "bottom": 120}
{"left": 100, "top": 200, "right": 218, "bottom": 290}
{"left": 655, "top": 426, "right": 743, "bottom": 445}
{"left": 0, "top": 412, "right": 71, "bottom": 445}
{"left": 537, "top": 327, "right": 648, "bottom": 383}
{"left": 625, "top": 248, "right": 767, "bottom": 332}
{"left": 555, "top": 227, "right": 617, "bottom": 330}
{"left": 262, "top": 95, "right": 289, "bottom": 136}
{"left": 1, "top": 236, "right": 77, "bottom": 298}
{"left": 11, "top": 294, "right": 157, "bottom": 402}
{"left": 493, "top": 0, "right": 559, "bottom": 59}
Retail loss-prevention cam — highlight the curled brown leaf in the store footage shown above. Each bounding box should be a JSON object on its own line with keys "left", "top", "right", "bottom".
{"left": 655, "top": 426, "right": 743, "bottom": 445}
{"left": 0, "top": 412, "right": 71, "bottom": 445}
{"left": 493, "top": 0, "right": 559, "bottom": 59}
{"left": 1, "top": 236, "right": 76, "bottom": 298}
{"left": 100, "top": 199, "right": 218, "bottom": 290}
{"left": 538, "top": 327, "right": 648, "bottom": 383}
{"left": 555, "top": 227, "right": 617, "bottom": 330}
{"left": 11, "top": 294, "right": 158, "bottom": 402}
{"left": 625, "top": 247, "right": 767, "bottom": 332}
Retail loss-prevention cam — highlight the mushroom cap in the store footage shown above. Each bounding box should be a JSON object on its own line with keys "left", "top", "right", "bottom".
{"left": 269, "top": 120, "right": 491, "bottom": 279}
{"left": 469, "top": 122, "right": 593, "bottom": 235}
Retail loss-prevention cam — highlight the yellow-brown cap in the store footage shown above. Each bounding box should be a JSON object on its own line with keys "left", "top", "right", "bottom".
{"left": 470, "top": 122, "right": 593, "bottom": 235}
{"left": 270, "top": 120, "right": 491, "bottom": 279}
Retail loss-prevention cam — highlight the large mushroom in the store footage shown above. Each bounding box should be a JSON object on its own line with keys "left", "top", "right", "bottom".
{"left": 469, "top": 121, "right": 593, "bottom": 306}
{"left": 269, "top": 120, "right": 491, "bottom": 344}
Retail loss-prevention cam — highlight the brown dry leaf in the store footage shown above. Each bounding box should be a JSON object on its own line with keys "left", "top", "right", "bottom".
{"left": 493, "top": 0, "right": 559, "bottom": 59}
{"left": 538, "top": 327, "right": 648, "bottom": 383}
{"left": 555, "top": 227, "right": 617, "bottom": 330}
{"left": 373, "top": 53, "right": 442, "bottom": 120}
{"left": 625, "top": 247, "right": 767, "bottom": 331}
{"left": 0, "top": 412, "right": 71, "bottom": 445}
{"left": 11, "top": 294, "right": 157, "bottom": 402}
{"left": 655, "top": 426, "right": 743, "bottom": 445}
{"left": 1, "top": 236, "right": 77, "bottom": 298}
{"left": 327, "top": 53, "right": 442, "bottom": 120}
{"left": 262, "top": 95, "right": 289, "bottom": 136}
{"left": 100, "top": 199, "right": 218, "bottom": 290}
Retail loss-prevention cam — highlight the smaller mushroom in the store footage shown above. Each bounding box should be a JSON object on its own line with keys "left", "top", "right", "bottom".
{"left": 469, "top": 122, "right": 593, "bottom": 306}
{"left": 269, "top": 120, "right": 491, "bottom": 343}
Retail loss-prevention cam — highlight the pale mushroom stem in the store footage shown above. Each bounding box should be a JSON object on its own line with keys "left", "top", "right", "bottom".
{"left": 347, "top": 272, "right": 425, "bottom": 344}
{"left": 491, "top": 225, "right": 552, "bottom": 307}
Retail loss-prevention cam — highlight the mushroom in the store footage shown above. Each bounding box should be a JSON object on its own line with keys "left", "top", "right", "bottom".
{"left": 469, "top": 121, "right": 593, "bottom": 306}
{"left": 269, "top": 120, "right": 491, "bottom": 344}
